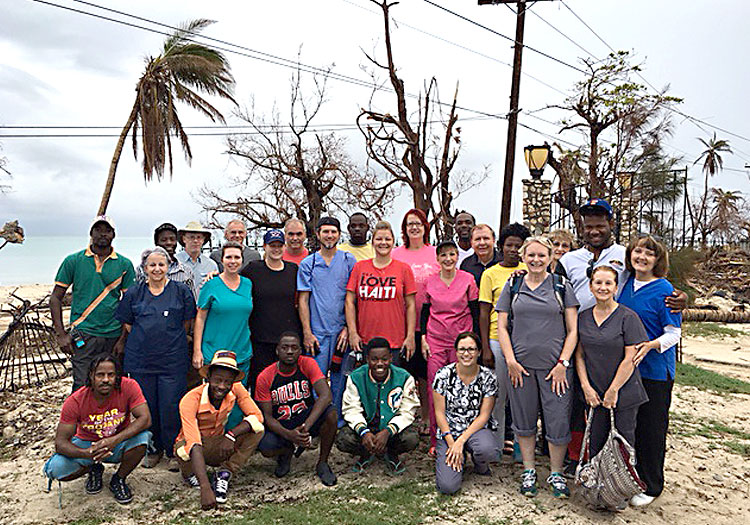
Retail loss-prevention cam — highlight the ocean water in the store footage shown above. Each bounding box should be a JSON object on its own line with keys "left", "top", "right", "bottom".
{"left": 0, "top": 236, "right": 155, "bottom": 286}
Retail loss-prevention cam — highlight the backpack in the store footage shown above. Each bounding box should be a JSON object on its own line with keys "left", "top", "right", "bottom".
{"left": 507, "top": 273, "right": 568, "bottom": 336}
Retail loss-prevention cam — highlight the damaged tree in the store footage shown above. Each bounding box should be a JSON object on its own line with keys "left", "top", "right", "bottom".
{"left": 358, "top": 0, "right": 484, "bottom": 240}
{"left": 199, "top": 63, "right": 395, "bottom": 243}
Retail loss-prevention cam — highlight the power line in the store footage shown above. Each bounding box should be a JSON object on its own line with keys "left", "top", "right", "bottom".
{"left": 341, "top": 0, "right": 568, "bottom": 97}
{"left": 31, "top": 0, "right": 509, "bottom": 122}
{"left": 420, "top": 0, "right": 588, "bottom": 75}
{"left": 559, "top": 0, "right": 750, "bottom": 149}
{"left": 517, "top": 1, "right": 600, "bottom": 60}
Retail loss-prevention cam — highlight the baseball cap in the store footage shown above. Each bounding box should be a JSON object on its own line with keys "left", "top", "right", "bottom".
{"left": 579, "top": 198, "right": 612, "bottom": 218}
{"left": 318, "top": 216, "right": 340, "bottom": 231}
{"left": 263, "top": 229, "right": 285, "bottom": 245}
{"left": 89, "top": 215, "right": 116, "bottom": 233}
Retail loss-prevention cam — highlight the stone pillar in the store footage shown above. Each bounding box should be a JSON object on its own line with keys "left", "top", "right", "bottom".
{"left": 522, "top": 179, "right": 552, "bottom": 235}
{"left": 615, "top": 172, "right": 637, "bottom": 244}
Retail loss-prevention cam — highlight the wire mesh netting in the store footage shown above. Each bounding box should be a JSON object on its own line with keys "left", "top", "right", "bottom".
{"left": 0, "top": 291, "right": 69, "bottom": 392}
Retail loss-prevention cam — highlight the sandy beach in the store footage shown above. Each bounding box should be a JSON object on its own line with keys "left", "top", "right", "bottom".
{"left": 0, "top": 284, "right": 748, "bottom": 524}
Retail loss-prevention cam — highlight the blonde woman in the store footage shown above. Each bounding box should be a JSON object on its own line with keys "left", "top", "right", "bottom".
{"left": 496, "top": 236, "right": 578, "bottom": 498}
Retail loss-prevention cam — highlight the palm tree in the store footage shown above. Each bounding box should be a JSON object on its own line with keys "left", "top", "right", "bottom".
{"left": 709, "top": 188, "right": 744, "bottom": 245}
{"left": 98, "top": 19, "right": 236, "bottom": 215}
{"left": 692, "top": 133, "right": 732, "bottom": 245}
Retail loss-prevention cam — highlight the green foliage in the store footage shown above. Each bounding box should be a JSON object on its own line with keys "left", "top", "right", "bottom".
{"left": 178, "top": 480, "right": 451, "bottom": 525}
{"left": 682, "top": 322, "right": 744, "bottom": 339}
{"left": 675, "top": 362, "right": 750, "bottom": 394}
{"left": 668, "top": 247, "right": 700, "bottom": 299}
{"left": 670, "top": 412, "right": 750, "bottom": 457}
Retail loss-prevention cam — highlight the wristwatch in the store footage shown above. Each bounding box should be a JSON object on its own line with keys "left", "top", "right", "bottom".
{"left": 557, "top": 359, "right": 570, "bottom": 368}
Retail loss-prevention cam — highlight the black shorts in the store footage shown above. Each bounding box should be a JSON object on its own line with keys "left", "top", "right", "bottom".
{"left": 400, "top": 332, "right": 427, "bottom": 379}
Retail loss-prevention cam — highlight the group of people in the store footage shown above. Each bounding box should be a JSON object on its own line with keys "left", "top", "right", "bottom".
{"left": 43, "top": 199, "right": 684, "bottom": 512}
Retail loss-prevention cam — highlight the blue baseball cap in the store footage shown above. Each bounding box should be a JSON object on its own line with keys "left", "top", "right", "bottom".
{"left": 579, "top": 198, "right": 612, "bottom": 218}
{"left": 263, "top": 229, "right": 285, "bottom": 245}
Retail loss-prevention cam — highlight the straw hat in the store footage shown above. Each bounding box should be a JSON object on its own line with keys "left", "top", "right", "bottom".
{"left": 199, "top": 350, "right": 245, "bottom": 381}
{"left": 178, "top": 221, "right": 212, "bottom": 246}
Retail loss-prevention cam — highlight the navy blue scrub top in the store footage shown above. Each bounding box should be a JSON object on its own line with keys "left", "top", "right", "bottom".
{"left": 116, "top": 280, "right": 197, "bottom": 375}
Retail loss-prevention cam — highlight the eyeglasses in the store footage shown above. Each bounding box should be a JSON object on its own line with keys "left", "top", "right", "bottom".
{"left": 456, "top": 347, "right": 479, "bottom": 354}
{"left": 406, "top": 222, "right": 423, "bottom": 228}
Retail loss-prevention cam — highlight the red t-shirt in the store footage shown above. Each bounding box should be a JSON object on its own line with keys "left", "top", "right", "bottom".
{"left": 282, "top": 248, "right": 309, "bottom": 266}
{"left": 346, "top": 259, "right": 417, "bottom": 348}
{"left": 255, "top": 356, "right": 325, "bottom": 428}
{"left": 59, "top": 377, "right": 147, "bottom": 441}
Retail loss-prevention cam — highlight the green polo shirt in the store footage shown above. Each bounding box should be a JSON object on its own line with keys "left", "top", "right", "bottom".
{"left": 54, "top": 247, "right": 136, "bottom": 338}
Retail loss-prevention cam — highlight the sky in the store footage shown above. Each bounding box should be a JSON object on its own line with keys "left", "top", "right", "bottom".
{"left": 1, "top": 0, "right": 748, "bottom": 240}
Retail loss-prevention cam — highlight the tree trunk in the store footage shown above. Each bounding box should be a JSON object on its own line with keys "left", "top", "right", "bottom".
{"left": 98, "top": 101, "right": 138, "bottom": 215}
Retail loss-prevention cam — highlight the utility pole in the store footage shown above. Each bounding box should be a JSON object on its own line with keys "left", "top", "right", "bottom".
{"left": 478, "top": 0, "right": 527, "bottom": 231}
{"left": 501, "top": 1, "right": 526, "bottom": 230}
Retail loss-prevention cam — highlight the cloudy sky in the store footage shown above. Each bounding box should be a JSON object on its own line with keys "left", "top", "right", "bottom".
{"left": 1, "top": 0, "right": 748, "bottom": 238}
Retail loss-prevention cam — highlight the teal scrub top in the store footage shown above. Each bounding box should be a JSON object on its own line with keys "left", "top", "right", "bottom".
{"left": 197, "top": 276, "right": 253, "bottom": 364}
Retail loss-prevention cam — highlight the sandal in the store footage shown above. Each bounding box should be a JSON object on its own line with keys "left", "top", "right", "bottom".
{"left": 352, "top": 454, "right": 375, "bottom": 473}
{"left": 384, "top": 453, "right": 406, "bottom": 476}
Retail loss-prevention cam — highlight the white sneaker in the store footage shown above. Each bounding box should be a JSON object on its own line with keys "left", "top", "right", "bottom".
{"left": 630, "top": 493, "right": 655, "bottom": 507}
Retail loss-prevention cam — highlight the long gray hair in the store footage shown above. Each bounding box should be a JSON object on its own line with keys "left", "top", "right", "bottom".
{"left": 140, "top": 246, "right": 170, "bottom": 271}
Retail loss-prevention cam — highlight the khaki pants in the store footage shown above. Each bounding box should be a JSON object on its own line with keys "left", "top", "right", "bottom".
{"left": 176, "top": 430, "right": 263, "bottom": 475}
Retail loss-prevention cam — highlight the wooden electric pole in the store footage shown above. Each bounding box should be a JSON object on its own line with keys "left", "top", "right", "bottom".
{"left": 500, "top": 0, "right": 526, "bottom": 230}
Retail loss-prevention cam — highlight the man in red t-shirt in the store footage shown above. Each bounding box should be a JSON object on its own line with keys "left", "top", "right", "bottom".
{"left": 43, "top": 355, "right": 151, "bottom": 505}
{"left": 255, "top": 332, "right": 338, "bottom": 486}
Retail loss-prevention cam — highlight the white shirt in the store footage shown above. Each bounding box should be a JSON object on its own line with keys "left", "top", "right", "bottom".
{"left": 457, "top": 244, "right": 472, "bottom": 266}
{"left": 559, "top": 243, "right": 628, "bottom": 310}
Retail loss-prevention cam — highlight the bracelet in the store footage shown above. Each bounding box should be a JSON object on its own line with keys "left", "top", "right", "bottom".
{"left": 359, "top": 428, "right": 371, "bottom": 438}
{"left": 224, "top": 432, "right": 236, "bottom": 442}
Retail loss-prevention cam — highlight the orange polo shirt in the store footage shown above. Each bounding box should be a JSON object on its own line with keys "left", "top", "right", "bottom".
{"left": 175, "top": 382, "right": 264, "bottom": 461}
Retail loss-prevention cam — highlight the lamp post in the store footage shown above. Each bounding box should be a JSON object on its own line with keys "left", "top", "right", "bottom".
{"left": 523, "top": 144, "right": 551, "bottom": 179}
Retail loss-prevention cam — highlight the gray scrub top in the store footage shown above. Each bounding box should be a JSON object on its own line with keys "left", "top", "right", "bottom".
{"left": 577, "top": 305, "right": 649, "bottom": 410}
{"left": 495, "top": 274, "right": 578, "bottom": 370}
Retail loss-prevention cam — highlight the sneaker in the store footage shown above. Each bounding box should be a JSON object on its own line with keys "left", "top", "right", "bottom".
{"left": 520, "top": 469, "right": 538, "bottom": 497}
{"left": 315, "top": 462, "right": 337, "bottom": 486}
{"left": 630, "top": 493, "right": 655, "bottom": 507}
{"left": 85, "top": 463, "right": 104, "bottom": 494}
{"left": 183, "top": 474, "right": 200, "bottom": 488}
{"left": 214, "top": 470, "right": 231, "bottom": 504}
{"left": 563, "top": 459, "right": 578, "bottom": 480}
{"left": 547, "top": 472, "right": 570, "bottom": 499}
{"left": 108, "top": 473, "right": 133, "bottom": 505}
{"left": 274, "top": 452, "right": 292, "bottom": 478}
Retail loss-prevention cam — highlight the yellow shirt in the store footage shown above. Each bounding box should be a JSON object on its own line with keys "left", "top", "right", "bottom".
{"left": 338, "top": 242, "right": 374, "bottom": 262}
{"left": 479, "top": 263, "right": 527, "bottom": 341}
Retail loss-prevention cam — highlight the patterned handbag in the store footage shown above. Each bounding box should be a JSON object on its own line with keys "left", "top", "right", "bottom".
{"left": 575, "top": 407, "right": 646, "bottom": 510}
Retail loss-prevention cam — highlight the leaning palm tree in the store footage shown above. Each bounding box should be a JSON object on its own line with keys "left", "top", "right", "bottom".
{"left": 709, "top": 188, "right": 744, "bottom": 245}
{"left": 692, "top": 133, "right": 732, "bottom": 245}
{"left": 98, "top": 19, "right": 236, "bottom": 215}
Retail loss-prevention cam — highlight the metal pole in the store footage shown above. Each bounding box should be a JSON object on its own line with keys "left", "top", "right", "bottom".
{"left": 499, "top": 1, "right": 526, "bottom": 231}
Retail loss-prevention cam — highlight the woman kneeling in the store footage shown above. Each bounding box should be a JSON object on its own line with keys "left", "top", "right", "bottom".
{"left": 433, "top": 332, "right": 497, "bottom": 495}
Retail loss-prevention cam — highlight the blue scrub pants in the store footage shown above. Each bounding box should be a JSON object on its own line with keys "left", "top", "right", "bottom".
{"left": 313, "top": 333, "right": 354, "bottom": 428}
{"left": 129, "top": 371, "right": 186, "bottom": 457}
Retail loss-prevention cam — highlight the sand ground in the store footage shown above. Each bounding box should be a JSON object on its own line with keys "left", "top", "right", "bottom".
{"left": 0, "top": 285, "right": 748, "bottom": 524}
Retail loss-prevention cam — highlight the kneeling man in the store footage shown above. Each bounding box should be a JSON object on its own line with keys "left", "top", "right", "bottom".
{"left": 336, "top": 337, "right": 420, "bottom": 474}
{"left": 43, "top": 355, "right": 151, "bottom": 504}
{"left": 255, "top": 332, "right": 338, "bottom": 486}
{"left": 174, "top": 351, "right": 264, "bottom": 510}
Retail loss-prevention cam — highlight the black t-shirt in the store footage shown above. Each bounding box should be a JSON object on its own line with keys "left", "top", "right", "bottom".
{"left": 255, "top": 357, "right": 324, "bottom": 429}
{"left": 241, "top": 260, "right": 302, "bottom": 343}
